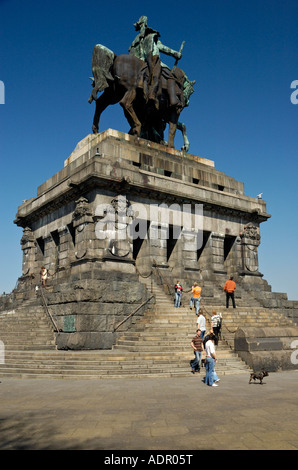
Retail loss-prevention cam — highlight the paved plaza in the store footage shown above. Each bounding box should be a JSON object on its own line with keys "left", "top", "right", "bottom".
{"left": 0, "top": 370, "right": 297, "bottom": 451}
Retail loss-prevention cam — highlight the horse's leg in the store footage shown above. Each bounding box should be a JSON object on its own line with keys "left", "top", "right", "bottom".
{"left": 168, "top": 122, "right": 176, "bottom": 148}
{"left": 120, "top": 89, "right": 142, "bottom": 136}
{"left": 167, "top": 109, "right": 180, "bottom": 148}
{"left": 177, "top": 121, "right": 190, "bottom": 152}
{"left": 122, "top": 109, "right": 136, "bottom": 135}
{"left": 92, "top": 89, "right": 113, "bottom": 133}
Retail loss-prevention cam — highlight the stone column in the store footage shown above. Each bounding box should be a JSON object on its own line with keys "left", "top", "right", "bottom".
{"left": 43, "top": 234, "right": 56, "bottom": 274}
{"left": 181, "top": 229, "right": 200, "bottom": 272}
{"left": 210, "top": 232, "right": 226, "bottom": 275}
{"left": 148, "top": 222, "right": 168, "bottom": 267}
{"left": 57, "top": 226, "right": 72, "bottom": 270}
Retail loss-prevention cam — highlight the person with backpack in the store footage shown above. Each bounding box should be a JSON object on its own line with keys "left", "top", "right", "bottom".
{"left": 196, "top": 309, "right": 206, "bottom": 339}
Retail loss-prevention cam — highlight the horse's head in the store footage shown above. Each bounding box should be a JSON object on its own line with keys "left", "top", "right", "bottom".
{"left": 183, "top": 78, "right": 195, "bottom": 107}
{"left": 89, "top": 45, "right": 115, "bottom": 102}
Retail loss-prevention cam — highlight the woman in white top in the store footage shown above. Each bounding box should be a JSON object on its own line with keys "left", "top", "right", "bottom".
{"left": 196, "top": 309, "right": 206, "bottom": 339}
{"left": 205, "top": 333, "right": 218, "bottom": 387}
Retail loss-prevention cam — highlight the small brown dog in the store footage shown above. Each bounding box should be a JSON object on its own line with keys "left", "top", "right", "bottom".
{"left": 249, "top": 370, "right": 269, "bottom": 384}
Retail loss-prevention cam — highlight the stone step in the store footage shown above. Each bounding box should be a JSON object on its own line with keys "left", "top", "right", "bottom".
{"left": 113, "top": 345, "right": 234, "bottom": 353}
{"left": 0, "top": 364, "right": 248, "bottom": 376}
{"left": 2, "top": 342, "right": 243, "bottom": 359}
{"left": 1, "top": 354, "right": 244, "bottom": 368}
{"left": 138, "top": 310, "right": 287, "bottom": 321}
{"left": 4, "top": 275, "right": 290, "bottom": 379}
{"left": 0, "top": 341, "right": 56, "bottom": 348}
{"left": 0, "top": 368, "right": 249, "bottom": 380}
{"left": 3, "top": 344, "right": 57, "bottom": 351}
{"left": 0, "top": 346, "right": 249, "bottom": 379}
{"left": 0, "top": 327, "right": 55, "bottom": 334}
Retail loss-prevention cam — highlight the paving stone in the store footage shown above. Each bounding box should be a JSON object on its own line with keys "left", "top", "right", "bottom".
{"left": 0, "top": 371, "right": 297, "bottom": 450}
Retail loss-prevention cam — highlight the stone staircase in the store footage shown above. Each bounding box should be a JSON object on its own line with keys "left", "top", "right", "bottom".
{"left": 121, "top": 278, "right": 251, "bottom": 375}
{"left": 0, "top": 280, "right": 252, "bottom": 380}
{"left": 202, "top": 304, "right": 295, "bottom": 346}
{"left": 138, "top": 275, "right": 297, "bottom": 372}
{"left": 0, "top": 300, "right": 56, "bottom": 351}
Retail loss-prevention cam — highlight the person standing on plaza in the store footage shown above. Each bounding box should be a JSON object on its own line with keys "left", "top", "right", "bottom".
{"left": 204, "top": 333, "right": 218, "bottom": 387}
{"left": 174, "top": 280, "right": 183, "bottom": 308}
{"left": 202, "top": 330, "right": 220, "bottom": 385}
{"left": 189, "top": 282, "right": 202, "bottom": 315}
{"left": 196, "top": 309, "right": 206, "bottom": 339}
{"left": 190, "top": 329, "right": 205, "bottom": 374}
{"left": 224, "top": 276, "right": 236, "bottom": 308}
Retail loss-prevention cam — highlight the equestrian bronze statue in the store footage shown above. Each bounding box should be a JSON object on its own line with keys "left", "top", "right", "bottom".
{"left": 88, "top": 16, "right": 195, "bottom": 152}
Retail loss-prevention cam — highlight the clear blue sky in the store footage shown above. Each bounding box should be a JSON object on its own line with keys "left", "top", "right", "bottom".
{"left": 0, "top": 0, "right": 297, "bottom": 299}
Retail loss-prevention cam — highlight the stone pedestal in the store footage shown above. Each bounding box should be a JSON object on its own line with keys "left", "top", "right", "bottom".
{"left": 14, "top": 129, "right": 271, "bottom": 349}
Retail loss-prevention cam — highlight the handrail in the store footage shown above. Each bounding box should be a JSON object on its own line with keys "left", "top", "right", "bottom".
{"left": 199, "top": 301, "right": 213, "bottom": 329}
{"left": 152, "top": 260, "right": 173, "bottom": 296}
{"left": 114, "top": 295, "right": 154, "bottom": 332}
{"left": 151, "top": 263, "right": 214, "bottom": 331}
{"left": 39, "top": 286, "right": 60, "bottom": 333}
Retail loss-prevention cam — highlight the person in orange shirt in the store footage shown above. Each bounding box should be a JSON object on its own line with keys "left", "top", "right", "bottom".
{"left": 224, "top": 276, "right": 236, "bottom": 308}
{"left": 189, "top": 282, "right": 202, "bottom": 315}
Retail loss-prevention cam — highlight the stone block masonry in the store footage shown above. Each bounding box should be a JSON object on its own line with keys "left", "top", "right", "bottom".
{"left": 235, "top": 327, "right": 298, "bottom": 371}
{"left": 12, "top": 129, "right": 281, "bottom": 350}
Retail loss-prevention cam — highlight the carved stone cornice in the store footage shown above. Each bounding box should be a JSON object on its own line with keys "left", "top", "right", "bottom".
{"left": 14, "top": 153, "right": 271, "bottom": 228}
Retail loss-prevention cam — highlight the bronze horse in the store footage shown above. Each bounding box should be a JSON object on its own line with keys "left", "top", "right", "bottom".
{"left": 88, "top": 45, "right": 195, "bottom": 151}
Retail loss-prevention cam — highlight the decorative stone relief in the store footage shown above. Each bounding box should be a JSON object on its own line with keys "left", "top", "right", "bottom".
{"left": 240, "top": 222, "right": 261, "bottom": 273}
{"left": 20, "top": 227, "right": 35, "bottom": 276}
{"left": 72, "top": 197, "right": 94, "bottom": 259}
{"left": 106, "top": 195, "right": 134, "bottom": 258}
{"left": 20, "top": 226, "right": 35, "bottom": 247}
{"left": 72, "top": 197, "right": 93, "bottom": 226}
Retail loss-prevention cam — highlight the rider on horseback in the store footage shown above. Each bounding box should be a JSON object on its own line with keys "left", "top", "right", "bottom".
{"left": 128, "top": 16, "right": 183, "bottom": 110}
{"left": 88, "top": 17, "right": 195, "bottom": 150}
